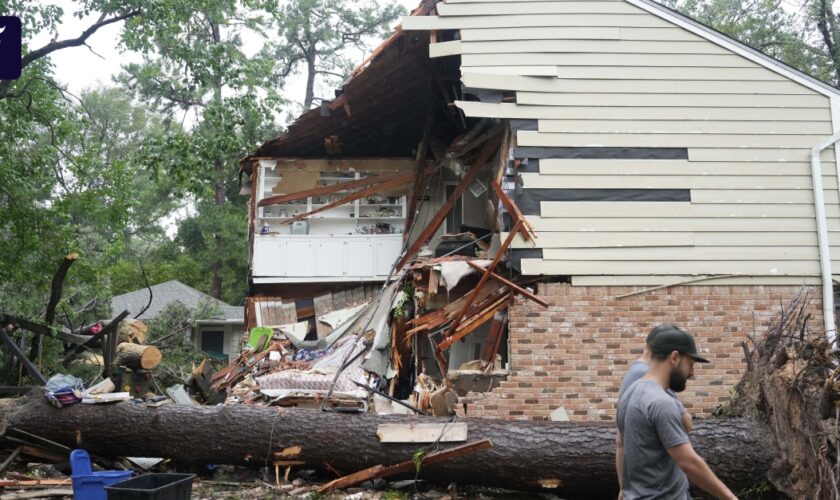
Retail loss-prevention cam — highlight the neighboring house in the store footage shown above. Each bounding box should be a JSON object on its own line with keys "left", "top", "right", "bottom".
{"left": 241, "top": 0, "right": 838, "bottom": 420}
{"left": 111, "top": 280, "right": 244, "bottom": 359}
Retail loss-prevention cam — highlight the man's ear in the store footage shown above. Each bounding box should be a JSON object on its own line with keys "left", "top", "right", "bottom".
{"left": 669, "top": 351, "right": 680, "bottom": 364}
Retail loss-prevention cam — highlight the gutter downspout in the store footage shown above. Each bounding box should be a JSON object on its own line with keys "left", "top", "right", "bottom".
{"left": 810, "top": 132, "right": 840, "bottom": 346}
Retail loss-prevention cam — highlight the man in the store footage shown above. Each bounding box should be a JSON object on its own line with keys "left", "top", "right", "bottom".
{"left": 616, "top": 325, "right": 738, "bottom": 500}
{"left": 620, "top": 324, "right": 692, "bottom": 432}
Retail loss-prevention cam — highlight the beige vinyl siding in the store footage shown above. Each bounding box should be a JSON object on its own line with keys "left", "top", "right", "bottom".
{"left": 456, "top": 102, "right": 827, "bottom": 121}
{"left": 407, "top": 0, "right": 840, "bottom": 282}
{"left": 520, "top": 260, "right": 834, "bottom": 275}
{"left": 571, "top": 276, "right": 824, "bottom": 286}
{"left": 436, "top": 1, "right": 641, "bottom": 15}
{"left": 459, "top": 40, "right": 730, "bottom": 54}
{"left": 402, "top": 14, "right": 673, "bottom": 30}
{"left": 462, "top": 53, "right": 756, "bottom": 67}
{"left": 525, "top": 216, "right": 835, "bottom": 232}
{"left": 463, "top": 74, "right": 815, "bottom": 94}
{"left": 535, "top": 159, "right": 835, "bottom": 176}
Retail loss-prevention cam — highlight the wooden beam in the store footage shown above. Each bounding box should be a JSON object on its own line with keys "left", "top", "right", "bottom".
{"left": 319, "top": 440, "right": 492, "bottom": 494}
{"left": 0, "top": 330, "right": 45, "bottom": 386}
{"left": 405, "top": 112, "right": 434, "bottom": 242}
{"left": 279, "top": 167, "right": 435, "bottom": 226}
{"left": 482, "top": 310, "right": 508, "bottom": 370}
{"left": 440, "top": 220, "right": 523, "bottom": 348}
{"left": 395, "top": 130, "right": 503, "bottom": 271}
{"left": 465, "top": 261, "right": 548, "bottom": 308}
{"left": 259, "top": 171, "right": 403, "bottom": 207}
{"left": 491, "top": 181, "right": 536, "bottom": 243}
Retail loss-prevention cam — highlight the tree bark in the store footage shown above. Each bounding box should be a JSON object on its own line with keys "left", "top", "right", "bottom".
{"left": 0, "top": 393, "right": 771, "bottom": 498}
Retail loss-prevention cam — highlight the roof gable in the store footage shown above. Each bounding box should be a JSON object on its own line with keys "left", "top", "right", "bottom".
{"left": 110, "top": 280, "right": 243, "bottom": 322}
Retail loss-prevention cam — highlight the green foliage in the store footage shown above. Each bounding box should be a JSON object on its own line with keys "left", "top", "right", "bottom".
{"left": 271, "top": 0, "right": 404, "bottom": 108}
{"left": 381, "top": 490, "right": 407, "bottom": 500}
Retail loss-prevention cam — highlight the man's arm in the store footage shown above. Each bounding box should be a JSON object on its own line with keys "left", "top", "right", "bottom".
{"left": 667, "top": 443, "right": 737, "bottom": 500}
{"left": 681, "top": 410, "right": 693, "bottom": 432}
{"left": 615, "top": 431, "right": 624, "bottom": 499}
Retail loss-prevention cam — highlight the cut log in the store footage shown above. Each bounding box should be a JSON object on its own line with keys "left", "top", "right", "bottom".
{"left": 0, "top": 393, "right": 771, "bottom": 499}
{"left": 114, "top": 343, "right": 161, "bottom": 370}
{"left": 116, "top": 319, "right": 147, "bottom": 344}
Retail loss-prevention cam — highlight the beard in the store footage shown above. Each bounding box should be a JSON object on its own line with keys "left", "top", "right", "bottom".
{"left": 669, "top": 366, "right": 688, "bottom": 393}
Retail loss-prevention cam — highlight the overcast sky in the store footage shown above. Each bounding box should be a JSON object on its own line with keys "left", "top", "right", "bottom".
{"left": 37, "top": 0, "right": 421, "bottom": 115}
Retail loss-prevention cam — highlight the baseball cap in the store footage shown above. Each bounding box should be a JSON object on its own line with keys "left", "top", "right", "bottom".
{"left": 648, "top": 324, "right": 710, "bottom": 363}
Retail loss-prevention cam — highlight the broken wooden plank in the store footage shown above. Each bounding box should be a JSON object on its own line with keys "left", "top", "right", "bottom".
{"left": 377, "top": 423, "right": 468, "bottom": 443}
{"left": 258, "top": 171, "right": 403, "bottom": 207}
{"left": 0, "top": 447, "right": 21, "bottom": 475}
{"left": 439, "top": 296, "right": 511, "bottom": 352}
{"left": 318, "top": 439, "right": 492, "bottom": 494}
{"left": 0, "top": 488, "right": 73, "bottom": 499}
{"left": 279, "top": 168, "right": 433, "bottom": 225}
{"left": 491, "top": 180, "right": 536, "bottom": 243}
{"left": 482, "top": 310, "right": 508, "bottom": 371}
{"left": 0, "top": 330, "right": 46, "bottom": 386}
{"left": 465, "top": 261, "right": 548, "bottom": 307}
{"left": 395, "top": 131, "right": 503, "bottom": 271}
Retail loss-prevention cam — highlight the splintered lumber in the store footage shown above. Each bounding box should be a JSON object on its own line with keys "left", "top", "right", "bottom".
{"left": 114, "top": 343, "right": 162, "bottom": 370}
{"left": 441, "top": 220, "right": 523, "bottom": 350}
{"left": 482, "top": 310, "right": 508, "bottom": 370}
{"left": 465, "top": 261, "right": 548, "bottom": 308}
{"left": 377, "top": 423, "right": 468, "bottom": 443}
{"left": 319, "top": 440, "right": 492, "bottom": 494}
{"left": 0, "top": 392, "right": 771, "bottom": 498}
{"left": 0, "top": 490, "right": 73, "bottom": 500}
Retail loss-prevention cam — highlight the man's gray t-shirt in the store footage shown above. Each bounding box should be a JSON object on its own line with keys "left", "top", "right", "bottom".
{"left": 617, "top": 380, "right": 690, "bottom": 500}
{"left": 620, "top": 360, "right": 686, "bottom": 414}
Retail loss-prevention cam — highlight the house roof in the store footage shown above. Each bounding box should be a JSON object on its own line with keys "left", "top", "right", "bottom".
{"left": 110, "top": 280, "right": 244, "bottom": 323}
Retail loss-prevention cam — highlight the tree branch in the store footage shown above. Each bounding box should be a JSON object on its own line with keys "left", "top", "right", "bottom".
{"left": 0, "top": 10, "right": 141, "bottom": 99}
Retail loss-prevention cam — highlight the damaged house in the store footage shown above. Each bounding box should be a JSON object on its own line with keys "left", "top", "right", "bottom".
{"left": 233, "top": 0, "right": 840, "bottom": 421}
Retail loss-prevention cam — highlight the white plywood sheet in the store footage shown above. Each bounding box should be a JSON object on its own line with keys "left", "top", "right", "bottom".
{"left": 377, "top": 423, "right": 468, "bottom": 443}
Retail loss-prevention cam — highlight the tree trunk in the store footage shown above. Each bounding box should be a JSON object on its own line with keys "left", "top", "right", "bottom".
{"left": 113, "top": 343, "right": 161, "bottom": 370}
{"left": 304, "top": 51, "right": 316, "bottom": 110}
{"left": 0, "top": 393, "right": 771, "bottom": 498}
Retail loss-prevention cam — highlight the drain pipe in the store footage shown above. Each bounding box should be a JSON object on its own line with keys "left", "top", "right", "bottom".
{"left": 810, "top": 132, "right": 840, "bottom": 347}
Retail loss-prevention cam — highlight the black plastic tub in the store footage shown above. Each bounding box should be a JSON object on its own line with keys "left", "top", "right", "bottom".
{"left": 105, "top": 473, "right": 195, "bottom": 500}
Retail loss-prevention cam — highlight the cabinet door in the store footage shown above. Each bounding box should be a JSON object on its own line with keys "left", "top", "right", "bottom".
{"left": 315, "top": 240, "right": 345, "bottom": 277}
{"left": 284, "top": 240, "right": 315, "bottom": 277}
{"left": 253, "top": 239, "right": 286, "bottom": 277}
{"left": 346, "top": 240, "right": 374, "bottom": 277}
{"left": 374, "top": 237, "right": 403, "bottom": 276}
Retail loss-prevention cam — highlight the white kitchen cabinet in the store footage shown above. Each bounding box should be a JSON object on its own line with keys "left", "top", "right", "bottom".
{"left": 252, "top": 235, "right": 402, "bottom": 282}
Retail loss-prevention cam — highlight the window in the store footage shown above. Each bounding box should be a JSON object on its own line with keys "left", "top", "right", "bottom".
{"left": 200, "top": 330, "right": 225, "bottom": 356}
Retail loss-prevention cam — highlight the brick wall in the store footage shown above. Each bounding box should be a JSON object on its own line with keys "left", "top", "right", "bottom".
{"left": 459, "top": 283, "right": 823, "bottom": 421}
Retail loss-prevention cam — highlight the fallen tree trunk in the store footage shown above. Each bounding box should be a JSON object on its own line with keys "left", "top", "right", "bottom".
{"left": 0, "top": 393, "right": 770, "bottom": 498}
{"left": 114, "top": 343, "right": 161, "bottom": 370}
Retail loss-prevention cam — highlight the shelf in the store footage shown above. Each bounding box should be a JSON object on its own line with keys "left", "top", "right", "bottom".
{"left": 357, "top": 216, "right": 406, "bottom": 220}
{"left": 358, "top": 203, "right": 403, "bottom": 207}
